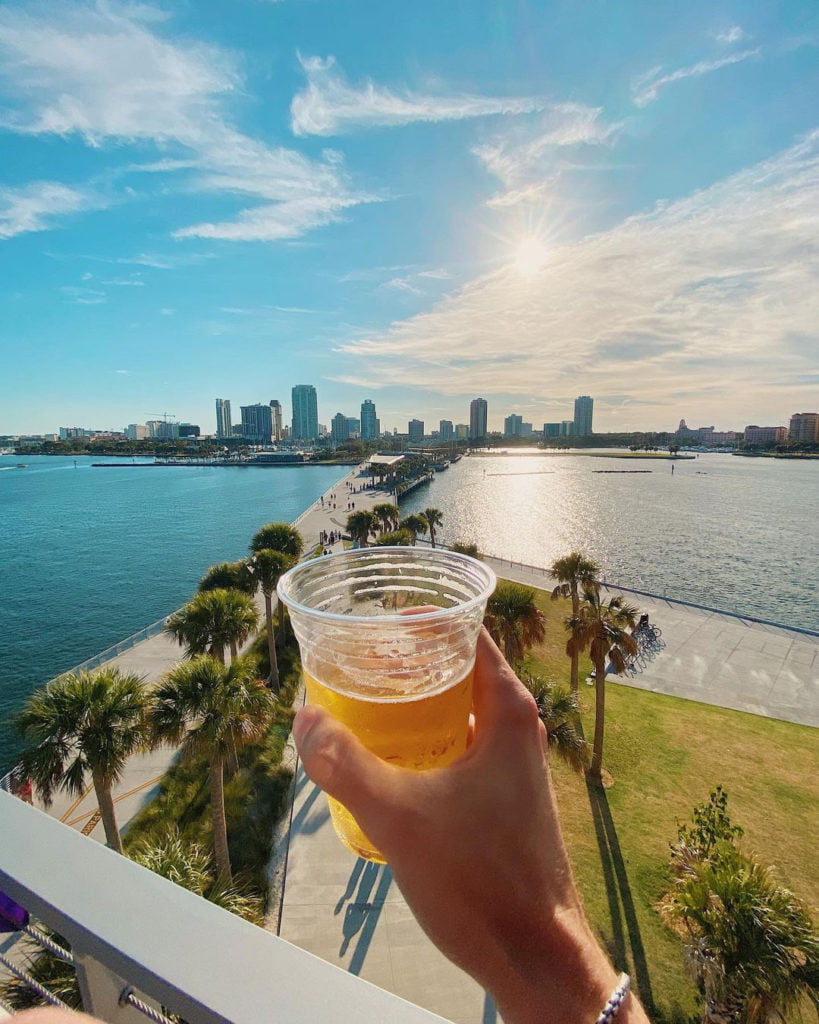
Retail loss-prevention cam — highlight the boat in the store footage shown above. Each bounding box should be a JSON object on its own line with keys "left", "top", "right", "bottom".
{"left": 16, "top": 464, "right": 28, "bottom": 469}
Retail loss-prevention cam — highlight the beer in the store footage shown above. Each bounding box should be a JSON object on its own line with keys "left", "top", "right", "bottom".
{"left": 278, "top": 547, "right": 496, "bottom": 863}
{"left": 303, "top": 664, "right": 474, "bottom": 862}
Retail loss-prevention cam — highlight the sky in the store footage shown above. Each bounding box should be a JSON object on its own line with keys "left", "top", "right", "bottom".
{"left": 1, "top": 0, "right": 817, "bottom": 436}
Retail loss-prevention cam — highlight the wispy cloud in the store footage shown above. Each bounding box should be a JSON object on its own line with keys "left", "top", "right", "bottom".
{"left": 632, "top": 48, "right": 760, "bottom": 107}
{"left": 0, "top": 3, "right": 367, "bottom": 241}
{"left": 291, "top": 55, "right": 549, "bottom": 136}
{"left": 715, "top": 26, "right": 748, "bottom": 45}
{"left": 473, "top": 104, "right": 621, "bottom": 205}
{"left": 382, "top": 268, "right": 452, "bottom": 295}
{"left": 0, "top": 181, "right": 104, "bottom": 239}
{"left": 339, "top": 131, "right": 819, "bottom": 427}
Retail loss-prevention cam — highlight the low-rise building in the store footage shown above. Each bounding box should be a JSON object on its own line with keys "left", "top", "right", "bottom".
{"left": 744, "top": 425, "right": 788, "bottom": 445}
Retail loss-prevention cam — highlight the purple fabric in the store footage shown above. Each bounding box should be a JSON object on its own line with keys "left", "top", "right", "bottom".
{"left": 0, "top": 890, "right": 29, "bottom": 931}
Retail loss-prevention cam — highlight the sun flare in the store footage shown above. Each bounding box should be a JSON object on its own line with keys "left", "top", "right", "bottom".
{"left": 513, "top": 236, "right": 549, "bottom": 276}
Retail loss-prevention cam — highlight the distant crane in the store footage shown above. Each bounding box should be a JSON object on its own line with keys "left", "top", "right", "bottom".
{"left": 147, "top": 412, "right": 177, "bottom": 423}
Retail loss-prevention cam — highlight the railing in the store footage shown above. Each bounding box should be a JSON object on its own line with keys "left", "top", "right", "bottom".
{"left": 412, "top": 539, "right": 819, "bottom": 638}
{"left": 62, "top": 615, "right": 170, "bottom": 676}
{"left": 0, "top": 791, "right": 445, "bottom": 1023}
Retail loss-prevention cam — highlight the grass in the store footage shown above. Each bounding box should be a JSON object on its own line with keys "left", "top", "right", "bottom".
{"left": 522, "top": 587, "right": 818, "bottom": 1023}
{"left": 124, "top": 627, "right": 301, "bottom": 908}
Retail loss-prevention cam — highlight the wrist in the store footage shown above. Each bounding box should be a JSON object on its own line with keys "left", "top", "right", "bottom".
{"left": 485, "top": 907, "right": 621, "bottom": 1024}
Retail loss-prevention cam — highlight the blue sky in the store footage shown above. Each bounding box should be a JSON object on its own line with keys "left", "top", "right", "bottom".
{"left": 1, "top": 0, "right": 817, "bottom": 435}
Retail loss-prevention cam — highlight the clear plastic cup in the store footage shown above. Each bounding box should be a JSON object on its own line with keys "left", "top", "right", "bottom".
{"left": 277, "top": 546, "right": 496, "bottom": 862}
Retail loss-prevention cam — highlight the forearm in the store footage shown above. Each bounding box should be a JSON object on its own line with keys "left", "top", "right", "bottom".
{"left": 485, "top": 906, "right": 650, "bottom": 1024}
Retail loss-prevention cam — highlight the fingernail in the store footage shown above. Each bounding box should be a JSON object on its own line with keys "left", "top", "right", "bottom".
{"left": 292, "top": 705, "right": 322, "bottom": 749}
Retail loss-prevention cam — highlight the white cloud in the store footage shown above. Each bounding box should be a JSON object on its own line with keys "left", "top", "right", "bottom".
{"left": 473, "top": 104, "right": 621, "bottom": 205}
{"left": 291, "top": 54, "right": 550, "bottom": 136}
{"left": 338, "top": 131, "right": 819, "bottom": 428}
{"left": 382, "top": 268, "right": 452, "bottom": 295}
{"left": 0, "top": 3, "right": 365, "bottom": 241}
{"left": 102, "top": 277, "right": 144, "bottom": 286}
{"left": 632, "top": 48, "right": 760, "bottom": 107}
{"left": 0, "top": 181, "right": 104, "bottom": 239}
{"left": 715, "top": 26, "right": 748, "bottom": 45}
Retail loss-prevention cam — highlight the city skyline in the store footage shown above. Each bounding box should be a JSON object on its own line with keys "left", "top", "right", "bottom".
{"left": 1, "top": 0, "right": 817, "bottom": 433}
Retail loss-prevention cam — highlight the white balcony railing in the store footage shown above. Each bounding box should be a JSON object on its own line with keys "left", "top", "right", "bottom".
{"left": 0, "top": 791, "right": 445, "bottom": 1023}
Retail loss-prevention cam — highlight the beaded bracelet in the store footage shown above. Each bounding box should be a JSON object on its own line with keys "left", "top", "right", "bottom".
{"left": 596, "top": 973, "right": 631, "bottom": 1023}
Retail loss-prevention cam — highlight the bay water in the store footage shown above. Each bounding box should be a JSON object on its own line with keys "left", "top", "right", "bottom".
{"left": 0, "top": 456, "right": 347, "bottom": 770}
{"left": 1, "top": 451, "right": 817, "bottom": 772}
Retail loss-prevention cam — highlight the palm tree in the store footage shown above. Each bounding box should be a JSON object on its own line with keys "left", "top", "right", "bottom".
{"left": 399, "top": 514, "right": 428, "bottom": 545}
{"left": 663, "top": 844, "right": 819, "bottom": 1023}
{"left": 346, "top": 509, "right": 377, "bottom": 547}
{"left": 520, "top": 674, "right": 589, "bottom": 772}
{"left": 130, "top": 830, "right": 262, "bottom": 921}
{"left": 249, "top": 548, "right": 292, "bottom": 690}
{"left": 249, "top": 521, "right": 304, "bottom": 558}
{"left": 566, "top": 589, "right": 638, "bottom": 782}
{"left": 484, "top": 581, "right": 547, "bottom": 666}
{"left": 17, "top": 668, "right": 148, "bottom": 854}
{"left": 421, "top": 507, "right": 443, "bottom": 547}
{"left": 375, "top": 528, "right": 414, "bottom": 546}
{"left": 165, "top": 588, "right": 260, "bottom": 664}
{"left": 550, "top": 553, "right": 601, "bottom": 694}
{"left": 147, "top": 655, "right": 275, "bottom": 883}
{"left": 372, "top": 502, "right": 400, "bottom": 534}
{"left": 198, "top": 559, "right": 256, "bottom": 595}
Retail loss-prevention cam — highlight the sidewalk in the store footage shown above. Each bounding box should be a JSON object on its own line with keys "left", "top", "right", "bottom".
{"left": 479, "top": 554, "right": 818, "bottom": 728}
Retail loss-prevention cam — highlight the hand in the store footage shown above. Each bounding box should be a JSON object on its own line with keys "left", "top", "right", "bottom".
{"left": 293, "top": 629, "right": 649, "bottom": 1024}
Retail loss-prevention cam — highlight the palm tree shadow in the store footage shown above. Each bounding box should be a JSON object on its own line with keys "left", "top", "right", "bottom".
{"left": 338, "top": 862, "right": 393, "bottom": 976}
{"left": 585, "top": 779, "right": 656, "bottom": 1017}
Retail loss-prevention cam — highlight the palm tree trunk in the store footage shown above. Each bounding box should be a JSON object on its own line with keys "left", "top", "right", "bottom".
{"left": 229, "top": 640, "right": 238, "bottom": 662}
{"left": 702, "top": 1000, "right": 744, "bottom": 1024}
{"left": 589, "top": 653, "right": 607, "bottom": 782}
{"left": 92, "top": 773, "right": 123, "bottom": 854}
{"left": 570, "top": 585, "right": 580, "bottom": 694}
{"left": 429, "top": 526, "right": 436, "bottom": 548}
{"left": 264, "top": 591, "right": 279, "bottom": 691}
{"left": 210, "top": 754, "right": 232, "bottom": 884}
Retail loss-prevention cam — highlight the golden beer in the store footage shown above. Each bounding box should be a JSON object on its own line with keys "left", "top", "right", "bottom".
{"left": 278, "top": 546, "right": 496, "bottom": 864}
{"left": 303, "top": 665, "right": 474, "bottom": 862}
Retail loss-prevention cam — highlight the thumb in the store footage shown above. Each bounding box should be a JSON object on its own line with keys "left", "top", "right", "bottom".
{"left": 292, "top": 704, "right": 399, "bottom": 825}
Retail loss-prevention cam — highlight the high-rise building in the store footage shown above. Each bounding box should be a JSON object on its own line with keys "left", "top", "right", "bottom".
{"left": 789, "top": 412, "right": 819, "bottom": 442}
{"left": 291, "top": 385, "right": 319, "bottom": 441}
{"left": 573, "top": 396, "right": 593, "bottom": 436}
{"left": 455, "top": 423, "right": 469, "bottom": 440}
{"left": 178, "top": 423, "right": 200, "bottom": 438}
{"left": 270, "top": 401, "right": 283, "bottom": 442}
{"left": 408, "top": 419, "right": 425, "bottom": 443}
{"left": 346, "top": 418, "right": 361, "bottom": 438}
{"left": 543, "top": 422, "right": 561, "bottom": 438}
{"left": 503, "top": 414, "right": 533, "bottom": 438}
{"left": 469, "top": 398, "right": 488, "bottom": 440}
{"left": 439, "top": 419, "right": 454, "bottom": 442}
{"left": 361, "top": 400, "right": 379, "bottom": 441}
{"left": 147, "top": 420, "right": 179, "bottom": 440}
{"left": 241, "top": 404, "right": 273, "bottom": 444}
{"left": 125, "top": 424, "right": 149, "bottom": 440}
{"left": 331, "top": 412, "right": 350, "bottom": 446}
{"left": 215, "top": 399, "right": 232, "bottom": 439}
{"left": 560, "top": 420, "right": 574, "bottom": 437}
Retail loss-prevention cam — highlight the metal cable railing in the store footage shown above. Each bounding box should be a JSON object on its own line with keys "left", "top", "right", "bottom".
{"left": 0, "top": 950, "right": 72, "bottom": 1011}
{"left": 121, "top": 988, "right": 176, "bottom": 1024}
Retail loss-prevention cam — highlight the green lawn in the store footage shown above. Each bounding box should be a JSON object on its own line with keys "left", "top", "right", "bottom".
{"left": 523, "top": 588, "right": 818, "bottom": 1023}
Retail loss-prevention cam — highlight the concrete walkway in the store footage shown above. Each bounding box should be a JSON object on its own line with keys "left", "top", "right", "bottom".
{"left": 480, "top": 555, "right": 819, "bottom": 728}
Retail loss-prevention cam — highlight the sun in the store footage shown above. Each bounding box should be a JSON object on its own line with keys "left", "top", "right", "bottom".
{"left": 513, "top": 236, "right": 549, "bottom": 276}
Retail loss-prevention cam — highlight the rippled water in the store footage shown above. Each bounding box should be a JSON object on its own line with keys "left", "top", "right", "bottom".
{"left": 0, "top": 455, "right": 347, "bottom": 770}
{"left": 401, "top": 451, "right": 819, "bottom": 630}
{"left": 2, "top": 450, "right": 816, "bottom": 773}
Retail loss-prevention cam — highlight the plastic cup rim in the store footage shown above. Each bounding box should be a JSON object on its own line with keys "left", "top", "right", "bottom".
{"left": 276, "top": 545, "right": 497, "bottom": 626}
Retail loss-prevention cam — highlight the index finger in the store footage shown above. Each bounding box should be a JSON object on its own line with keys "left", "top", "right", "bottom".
{"left": 471, "top": 628, "right": 541, "bottom": 752}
